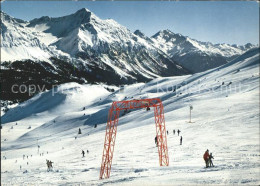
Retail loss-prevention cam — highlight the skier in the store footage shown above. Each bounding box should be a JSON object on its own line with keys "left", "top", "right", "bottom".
{"left": 203, "top": 149, "right": 210, "bottom": 168}
{"left": 180, "top": 136, "right": 183, "bottom": 145}
{"left": 23, "top": 155, "right": 25, "bottom": 160}
{"left": 78, "top": 128, "right": 82, "bottom": 134}
{"left": 87, "top": 150, "right": 89, "bottom": 154}
{"left": 173, "top": 129, "right": 175, "bottom": 135}
{"left": 155, "top": 136, "right": 158, "bottom": 147}
{"left": 46, "top": 160, "right": 54, "bottom": 171}
{"left": 167, "top": 130, "right": 169, "bottom": 135}
{"left": 82, "top": 150, "right": 85, "bottom": 157}
{"left": 177, "top": 129, "right": 181, "bottom": 136}
{"left": 209, "top": 153, "right": 214, "bottom": 167}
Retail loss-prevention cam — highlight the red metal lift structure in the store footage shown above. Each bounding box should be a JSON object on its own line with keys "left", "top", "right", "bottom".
{"left": 100, "top": 98, "right": 169, "bottom": 179}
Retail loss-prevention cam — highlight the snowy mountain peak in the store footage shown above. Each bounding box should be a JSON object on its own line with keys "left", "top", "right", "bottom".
{"left": 1, "top": 11, "right": 27, "bottom": 25}
{"left": 1, "top": 8, "right": 258, "bottom": 90}
{"left": 158, "top": 29, "right": 174, "bottom": 35}
{"left": 152, "top": 29, "right": 175, "bottom": 38}
{"left": 29, "top": 16, "right": 51, "bottom": 26}
{"left": 134, "top": 29, "right": 145, "bottom": 38}
{"left": 73, "top": 7, "right": 92, "bottom": 21}
{"left": 150, "top": 28, "right": 257, "bottom": 73}
{"left": 28, "top": 8, "right": 94, "bottom": 33}
{"left": 75, "top": 7, "right": 92, "bottom": 14}
{"left": 152, "top": 29, "right": 186, "bottom": 44}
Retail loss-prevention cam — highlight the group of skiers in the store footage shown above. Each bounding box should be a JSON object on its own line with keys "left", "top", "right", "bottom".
{"left": 155, "top": 129, "right": 183, "bottom": 147}
{"left": 155, "top": 130, "right": 215, "bottom": 167}
{"left": 173, "top": 129, "right": 182, "bottom": 145}
{"left": 203, "top": 149, "right": 214, "bottom": 168}
{"left": 81, "top": 150, "right": 89, "bottom": 157}
{"left": 173, "top": 129, "right": 181, "bottom": 136}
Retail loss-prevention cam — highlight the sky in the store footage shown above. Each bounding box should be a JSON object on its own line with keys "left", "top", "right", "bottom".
{"left": 1, "top": 1, "right": 259, "bottom": 45}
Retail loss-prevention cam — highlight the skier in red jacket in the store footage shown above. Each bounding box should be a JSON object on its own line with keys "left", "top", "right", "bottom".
{"left": 203, "top": 149, "right": 210, "bottom": 168}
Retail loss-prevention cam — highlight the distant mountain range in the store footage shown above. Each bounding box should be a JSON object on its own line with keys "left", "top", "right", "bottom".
{"left": 0, "top": 8, "right": 257, "bottom": 101}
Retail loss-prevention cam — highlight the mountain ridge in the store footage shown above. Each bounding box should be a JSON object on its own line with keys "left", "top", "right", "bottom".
{"left": 0, "top": 9, "right": 258, "bottom": 102}
{"left": 1, "top": 9, "right": 190, "bottom": 102}
{"left": 149, "top": 29, "right": 257, "bottom": 72}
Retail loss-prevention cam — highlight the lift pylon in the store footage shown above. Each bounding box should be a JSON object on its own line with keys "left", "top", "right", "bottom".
{"left": 100, "top": 98, "right": 169, "bottom": 179}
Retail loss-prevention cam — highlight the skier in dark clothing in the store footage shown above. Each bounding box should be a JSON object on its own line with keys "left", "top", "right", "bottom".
{"left": 209, "top": 153, "right": 214, "bottom": 167}
{"left": 177, "top": 129, "right": 181, "bottom": 136}
{"left": 173, "top": 130, "right": 175, "bottom": 135}
{"left": 82, "top": 150, "right": 85, "bottom": 157}
{"left": 180, "top": 136, "right": 182, "bottom": 145}
{"left": 46, "top": 160, "right": 53, "bottom": 171}
{"left": 155, "top": 136, "right": 158, "bottom": 147}
{"left": 167, "top": 130, "right": 169, "bottom": 135}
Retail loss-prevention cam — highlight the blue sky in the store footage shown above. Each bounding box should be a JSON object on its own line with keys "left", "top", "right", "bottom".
{"left": 1, "top": 1, "right": 259, "bottom": 45}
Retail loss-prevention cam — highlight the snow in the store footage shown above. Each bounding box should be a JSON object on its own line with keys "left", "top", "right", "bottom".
{"left": 1, "top": 46, "right": 52, "bottom": 62}
{"left": 1, "top": 49, "right": 259, "bottom": 185}
{"left": 2, "top": 9, "right": 257, "bottom": 78}
{"left": 101, "top": 55, "right": 136, "bottom": 80}
{"left": 151, "top": 30, "right": 257, "bottom": 58}
{"left": 2, "top": 9, "right": 184, "bottom": 79}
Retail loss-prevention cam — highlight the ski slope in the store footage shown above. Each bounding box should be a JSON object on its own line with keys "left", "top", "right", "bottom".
{"left": 1, "top": 49, "right": 259, "bottom": 185}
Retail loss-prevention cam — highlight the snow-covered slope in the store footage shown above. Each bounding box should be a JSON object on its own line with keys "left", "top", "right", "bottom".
{"left": 151, "top": 30, "right": 257, "bottom": 73}
{"left": 1, "top": 48, "right": 259, "bottom": 185}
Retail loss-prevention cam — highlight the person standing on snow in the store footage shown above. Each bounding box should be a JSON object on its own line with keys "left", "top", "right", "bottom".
{"left": 209, "top": 153, "right": 214, "bottom": 167}
{"left": 155, "top": 136, "right": 158, "bottom": 147}
{"left": 177, "top": 129, "right": 181, "bottom": 136}
{"left": 203, "top": 149, "right": 210, "bottom": 168}
{"left": 180, "top": 136, "right": 183, "bottom": 145}
{"left": 82, "top": 150, "right": 85, "bottom": 157}
{"left": 173, "top": 129, "right": 175, "bottom": 135}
